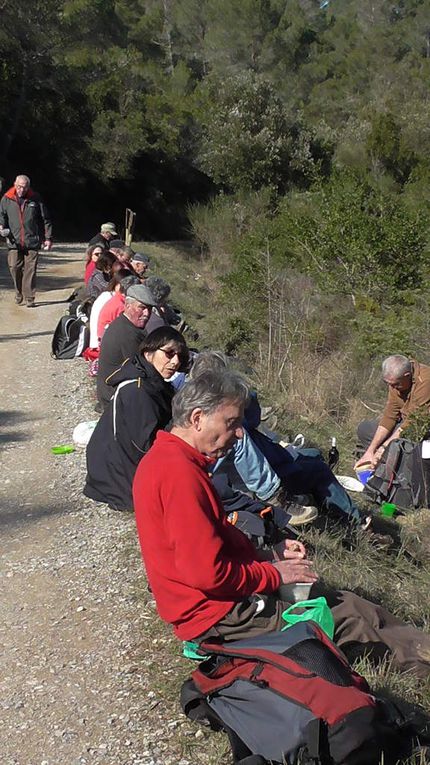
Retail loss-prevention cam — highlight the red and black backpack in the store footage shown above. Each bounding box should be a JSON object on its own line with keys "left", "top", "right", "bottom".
{"left": 181, "top": 621, "right": 419, "bottom": 765}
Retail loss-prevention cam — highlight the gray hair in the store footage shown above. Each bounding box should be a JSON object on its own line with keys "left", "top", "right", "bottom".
{"left": 189, "top": 350, "right": 229, "bottom": 379}
{"left": 382, "top": 355, "right": 412, "bottom": 380}
{"left": 172, "top": 370, "right": 249, "bottom": 427}
{"left": 145, "top": 275, "right": 171, "bottom": 304}
{"left": 15, "top": 174, "right": 30, "bottom": 185}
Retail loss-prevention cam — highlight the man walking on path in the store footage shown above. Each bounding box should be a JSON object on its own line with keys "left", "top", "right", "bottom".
{"left": 0, "top": 174, "right": 52, "bottom": 307}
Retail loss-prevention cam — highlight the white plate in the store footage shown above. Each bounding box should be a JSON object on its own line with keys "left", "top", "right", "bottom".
{"left": 335, "top": 475, "right": 364, "bottom": 493}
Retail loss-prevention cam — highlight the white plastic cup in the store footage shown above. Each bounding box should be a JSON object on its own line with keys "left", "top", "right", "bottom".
{"left": 278, "top": 582, "right": 313, "bottom": 603}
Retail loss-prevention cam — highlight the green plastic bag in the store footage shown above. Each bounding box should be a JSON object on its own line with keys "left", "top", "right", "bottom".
{"left": 281, "top": 596, "right": 335, "bottom": 639}
{"left": 183, "top": 640, "right": 206, "bottom": 660}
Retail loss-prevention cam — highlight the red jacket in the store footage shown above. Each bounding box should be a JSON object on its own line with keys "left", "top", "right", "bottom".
{"left": 97, "top": 292, "right": 125, "bottom": 343}
{"left": 133, "top": 430, "right": 281, "bottom": 640}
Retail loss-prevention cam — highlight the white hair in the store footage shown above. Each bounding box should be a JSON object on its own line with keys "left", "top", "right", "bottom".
{"left": 382, "top": 355, "right": 412, "bottom": 380}
{"left": 15, "top": 174, "right": 30, "bottom": 185}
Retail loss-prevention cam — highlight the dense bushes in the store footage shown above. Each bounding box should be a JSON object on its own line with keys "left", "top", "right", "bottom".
{"left": 187, "top": 167, "right": 430, "bottom": 434}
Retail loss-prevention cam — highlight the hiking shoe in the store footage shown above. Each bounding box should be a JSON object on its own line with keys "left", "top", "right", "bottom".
{"left": 285, "top": 503, "right": 318, "bottom": 527}
{"left": 15, "top": 293, "right": 23, "bottom": 305}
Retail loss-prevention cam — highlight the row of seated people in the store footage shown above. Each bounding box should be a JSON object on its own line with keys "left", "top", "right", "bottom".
{"left": 82, "top": 326, "right": 430, "bottom": 681}
{"left": 86, "top": 296, "right": 388, "bottom": 540}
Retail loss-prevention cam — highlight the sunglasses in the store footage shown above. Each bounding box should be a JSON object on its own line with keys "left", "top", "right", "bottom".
{"left": 159, "top": 346, "right": 181, "bottom": 360}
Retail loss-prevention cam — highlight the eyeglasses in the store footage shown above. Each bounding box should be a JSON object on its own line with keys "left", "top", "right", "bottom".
{"left": 158, "top": 346, "right": 180, "bottom": 360}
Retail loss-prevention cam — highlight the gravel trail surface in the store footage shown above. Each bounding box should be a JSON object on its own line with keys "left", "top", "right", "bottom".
{"left": 0, "top": 245, "right": 203, "bottom": 765}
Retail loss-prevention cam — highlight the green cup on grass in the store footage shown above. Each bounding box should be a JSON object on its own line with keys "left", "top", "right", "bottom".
{"left": 380, "top": 501, "right": 397, "bottom": 517}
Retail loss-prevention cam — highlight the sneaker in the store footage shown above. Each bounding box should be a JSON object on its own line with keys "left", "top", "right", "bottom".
{"left": 285, "top": 503, "right": 318, "bottom": 527}
{"left": 15, "top": 293, "right": 23, "bottom": 305}
{"left": 26, "top": 299, "right": 35, "bottom": 308}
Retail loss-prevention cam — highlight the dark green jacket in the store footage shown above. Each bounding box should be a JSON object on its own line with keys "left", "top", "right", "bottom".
{"left": 0, "top": 186, "right": 52, "bottom": 250}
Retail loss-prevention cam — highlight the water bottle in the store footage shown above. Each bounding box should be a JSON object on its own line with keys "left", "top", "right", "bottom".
{"left": 328, "top": 437, "right": 339, "bottom": 470}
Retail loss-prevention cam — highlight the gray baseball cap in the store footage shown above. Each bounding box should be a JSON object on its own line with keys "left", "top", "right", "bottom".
{"left": 126, "top": 283, "right": 158, "bottom": 306}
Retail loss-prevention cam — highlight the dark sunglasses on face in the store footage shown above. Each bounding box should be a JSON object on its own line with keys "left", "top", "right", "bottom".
{"left": 159, "top": 346, "right": 181, "bottom": 360}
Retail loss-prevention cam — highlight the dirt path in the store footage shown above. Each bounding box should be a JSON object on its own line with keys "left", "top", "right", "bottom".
{"left": 0, "top": 246, "right": 201, "bottom": 765}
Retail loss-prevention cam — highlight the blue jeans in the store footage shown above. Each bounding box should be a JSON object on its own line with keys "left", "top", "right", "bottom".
{"left": 250, "top": 430, "right": 362, "bottom": 523}
{"left": 214, "top": 429, "right": 280, "bottom": 501}
{"left": 215, "top": 428, "right": 362, "bottom": 523}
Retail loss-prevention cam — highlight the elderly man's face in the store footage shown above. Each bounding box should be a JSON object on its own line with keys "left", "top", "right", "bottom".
{"left": 131, "top": 260, "right": 148, "bottom": 275}
{"left": 384, "top": 372, "right": 412, "bottom": 394}
{"left": 193, "top": 400, "right": 244, "bottom": 460}
{"left": 14, "top": 177, "right": 29, "bottom": 197}
{"left": 125, "top": 299, "right": 151, "bottom": 329}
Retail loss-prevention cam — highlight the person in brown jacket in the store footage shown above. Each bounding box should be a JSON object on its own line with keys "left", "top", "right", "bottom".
{"left": 355, "top": 355, "right": 430, "bottom": 469}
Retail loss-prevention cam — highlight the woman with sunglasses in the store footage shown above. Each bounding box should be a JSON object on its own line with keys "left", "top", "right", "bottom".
{"left": 84, "top": 327, "right": 190, "bottom": 512}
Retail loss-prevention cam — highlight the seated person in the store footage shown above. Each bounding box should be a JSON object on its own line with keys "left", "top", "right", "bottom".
{"left": 85, "top": 327, "right": 189, "bottom": 511}
{"left": 189, "top": 352, "right": 371, "bottom": 532}
{"left": 87, "top": 251, "right": 118, "bottom": 299}
{"left": 88, "top": 222, "right": 118, "bottom": 250}
{"left": 130, "top": 251, "right": 150, "bottom": 277}
{"left": 88, "top": 270, "right": 136, "bottom": 350}
{"left": 84, "top": 244, "right": 104, "bottom": 284}
{"left": 144, "top": 275, "right": 185, "bottom": 329}
{"left": 96, "top": 273, "right": 139, "bottom": 346}
{"left": 133, "top": 371, "right": 430, "bottom": 677}
{"left": 108, "top": 239, "right": 125, "bottom": 256}
{"left": 96, "top": 283, "right": 158, "bottom": 410}
{"left": 355, "top": 355, "right": 430, "bottom": 470}
{"left": 113, "top": 244, "right": 135, "bottom": 270}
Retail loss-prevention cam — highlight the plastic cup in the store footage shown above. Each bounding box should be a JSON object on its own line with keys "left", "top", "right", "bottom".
{"left": 380, "top": 502, "right": 397, "bottom": 517}
{"left": 355, "top": 462, "right": 373, "bottom": 486}
{"left": 278, "top": 582, "right": 313, "bottom": 603}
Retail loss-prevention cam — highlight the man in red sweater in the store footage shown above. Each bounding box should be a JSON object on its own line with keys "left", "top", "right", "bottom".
{"left": 133, "top": 370, "right": 430, "bottom": 675}
{"left": 133, "top": 369, "right": 317, "bottom": 642}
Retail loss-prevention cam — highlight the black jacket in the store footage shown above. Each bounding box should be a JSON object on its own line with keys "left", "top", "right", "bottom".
{"left": 0, "top": 186, "right": 52, "bottom": 250}
{"left": 88, "top": 232, "right": 110, "bottom": 250}
{"left": 84, "top": 354, "right": 174, "bottom": 510}
{"left": 97, "top": 313, "right": 147, "bottom": 409}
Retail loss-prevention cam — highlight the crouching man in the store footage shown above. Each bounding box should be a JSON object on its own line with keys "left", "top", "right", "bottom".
{"left": 133, "top": 370, "right": 430, "bottom": 676}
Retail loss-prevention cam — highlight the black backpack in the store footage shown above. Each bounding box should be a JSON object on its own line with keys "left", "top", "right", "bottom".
{"left": 51, "top": 311, "right": 89, "bottom": 360}
{"left": 364, "top": 438, "right": 430, "bottom": 510}
{"left": 181, "top": 623, "right": 422, "bottom": 765}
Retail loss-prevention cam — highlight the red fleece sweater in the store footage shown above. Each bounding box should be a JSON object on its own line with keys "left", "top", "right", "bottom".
{"left": 133, "top": 430, "right": 281, "bottom": 640}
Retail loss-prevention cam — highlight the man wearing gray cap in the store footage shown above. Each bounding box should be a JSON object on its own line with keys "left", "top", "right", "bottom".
{"left": 96, "top": 283, "right": 158, "bottom": 410}
{"left": 88, "top": 222, "right": 118, "bottom": 250}
{"left": 130, "top": 252, "right": 150, "bottom": 277}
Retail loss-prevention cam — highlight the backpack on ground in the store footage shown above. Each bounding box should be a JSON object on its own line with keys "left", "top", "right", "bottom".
{"left": 181, "top": 622, "right": 415, "bottom": 765}
{"left": 51, "top": 309, "right": 89, "bottom": 360}
{"left": 364, "top": 437, "right": 430, "bottom": 510}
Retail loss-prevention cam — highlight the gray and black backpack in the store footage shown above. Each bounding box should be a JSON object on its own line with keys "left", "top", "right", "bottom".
{"left": 364, "top": 438, "right": 430, "bottom": 510}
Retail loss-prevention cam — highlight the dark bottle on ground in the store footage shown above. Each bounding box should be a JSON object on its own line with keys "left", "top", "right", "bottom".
{"left": 328, "top": 436, "right": 339, "bottom": 470}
